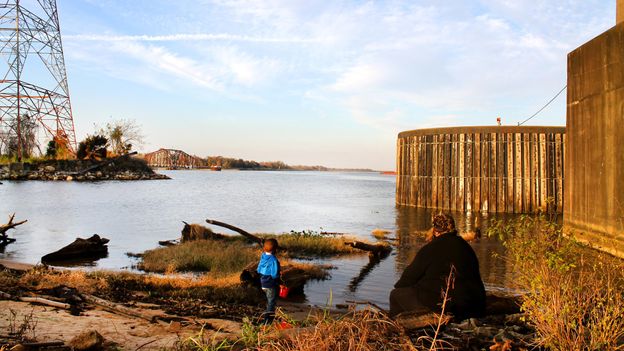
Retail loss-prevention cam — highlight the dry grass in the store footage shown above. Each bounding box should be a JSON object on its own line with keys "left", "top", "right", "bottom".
{"left": 371, "top": 229, "right": 392, "bottom": 240}
{"left": 139, "top": 232, "right": 364, "bottom": 274}
{"left": 262, "top": 231, "right": 362, "bottom": 258}
{"left": 18, "top": 266, "right": 108, "bottom": 294}
{"left": 254, "top": 309, "right": 417, "bottom": 351}
{"left": 488, "top": 215, "right": 624, "bottom": 351}
{"left": 138, "top": 239, "right": 258, "bottom": 274}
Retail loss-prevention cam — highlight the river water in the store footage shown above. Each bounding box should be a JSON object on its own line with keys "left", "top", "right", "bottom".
{"left": 0, "top": 171, "right": 515, "bottom": 308}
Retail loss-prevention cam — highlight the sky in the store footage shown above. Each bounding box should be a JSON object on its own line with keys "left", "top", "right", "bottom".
{"left": 50, "top": 0, "right": 616, "bottom": 170}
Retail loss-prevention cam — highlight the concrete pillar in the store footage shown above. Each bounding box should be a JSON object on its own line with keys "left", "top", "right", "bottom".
{"left": 565, "top": 23, "right": 624, "bottom": 258}
{"left": 619, "top": 0, "right": 624, "bottom": 24}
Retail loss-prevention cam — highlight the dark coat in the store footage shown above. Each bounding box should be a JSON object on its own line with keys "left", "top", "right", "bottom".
{"left": 394, "top": 231, "right": 486, "bottom": 320}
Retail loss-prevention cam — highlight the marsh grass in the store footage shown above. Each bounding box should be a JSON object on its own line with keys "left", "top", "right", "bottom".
{"left": 487, "top": 215, "right": 624, "bottom": 351}
{"left": 138, "top": 239, "right": 258, "bottom": 274}
{"left": 262, "top": 231, "right": 362, "bottom": 257}
{"left": 371, "top": 229, "right": 392, "bottom": 240}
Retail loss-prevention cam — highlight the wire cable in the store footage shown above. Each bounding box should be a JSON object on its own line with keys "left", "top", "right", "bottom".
{"left": 517, "top": 85, "right": 567, "bottom": 126}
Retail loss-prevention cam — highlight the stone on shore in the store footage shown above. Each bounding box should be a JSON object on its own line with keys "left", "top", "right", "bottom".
{"left": 68, "top": 330, "right": 104, "bottom": 351}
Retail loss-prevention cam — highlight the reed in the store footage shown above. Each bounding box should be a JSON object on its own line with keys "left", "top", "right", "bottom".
{"left": 488, "top": 215, "right": 624, "bottom": 351}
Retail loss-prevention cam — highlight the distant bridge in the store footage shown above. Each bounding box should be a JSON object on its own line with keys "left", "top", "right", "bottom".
{"left": 144, "top": 148, "right": 207, "bottom": 169}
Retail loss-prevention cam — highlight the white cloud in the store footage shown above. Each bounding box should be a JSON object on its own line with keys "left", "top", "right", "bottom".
{"left": 65, "top": 33, "right": 322, "bottom": 44}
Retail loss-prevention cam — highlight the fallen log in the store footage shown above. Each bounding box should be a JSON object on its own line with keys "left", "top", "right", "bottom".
{"left": 82, "top": 294, "right": 164, "bottom": 322}
{"left": 0, "top": 290, "right": 71, "bottom": 310}
{"left": 22, "top": 341, "right": 66, "bottom": 348}
{"left": 0, "top": 213, "right": 27, "bottom": 235}
{"left": 206, "top": 219, "right": 263, "bottom": 245}
{"left": 240, "top": 262, "right": 316, "bottom": 294}
{"left": 42, "top": 234, "right": 109, "bottom": 263}
{"left": 345, "top": 241, "right": 392, "bottom": 258}
{"left": 20, "top": 296, "right": 71, "bottom": 310}
{"left": 0, "top": 213, "right": 27, "bottom": 247}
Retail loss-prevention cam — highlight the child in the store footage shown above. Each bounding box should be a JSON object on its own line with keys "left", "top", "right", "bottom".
{"left": 257, "top": 238, "right": 280, "bottom": 324}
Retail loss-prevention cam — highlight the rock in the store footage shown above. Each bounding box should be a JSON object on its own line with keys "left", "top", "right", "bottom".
{"left": 42, "top": 234, "right": 109, "bottom": 263}
{"left": 66, "top": 175, "right": 73, "bottom": 181}
{"left": 204, "top": 318, "right": 243, "bottom": 335}
{"left": 10, "top": 344, "right": 27, "bottom": 351}
{"left": 44, "top": 165, "right": 56, "bottom": 173}
{"left": 167, "top": 321, "right": 182, "bottom": 332}
{"left": 68, "top": 330, "right": 104, "bottom": 351}
{"left": 395, "top": 311, "right": 452, "bottom": 330}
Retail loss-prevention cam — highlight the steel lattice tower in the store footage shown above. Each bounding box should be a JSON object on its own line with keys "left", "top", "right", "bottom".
{"left": 0, "top": 0, "right": 76, "bottom": 160}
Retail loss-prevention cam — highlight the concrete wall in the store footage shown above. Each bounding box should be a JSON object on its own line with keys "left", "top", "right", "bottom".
{"left": 397, "top": 126, "right": 565, "bottom": 213}
{"left": 565, "top": 23, "right": 624, "bottom": 257}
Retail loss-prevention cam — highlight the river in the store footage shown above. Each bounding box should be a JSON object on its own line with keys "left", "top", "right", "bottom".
{"left": 0, "top": 170, "right": 515, "bottom": 308}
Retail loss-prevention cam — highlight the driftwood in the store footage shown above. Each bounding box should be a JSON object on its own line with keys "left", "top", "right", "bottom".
{"left": 181, "top": 222, "right": 225, "bottom": 242}
{"left": 0, "top": 213, "right": 27, "bottom": 246}
{"left": 20, "top": 296, "right": 71, "bottom": 310}
{"left": 82, "top": 294, "right": 164, "bottom": 322}
{"left": 42, "top": 234, "right": 109, "bottom": 263}
{"left": 240, "top": 262, "right": 314, "bottom": 294}
{"left": 158, "top": 239, "right": 179, "bottom": 247}
{"left": 0, "top": 290, "right": 71, "bottom": 310}
{"left": 345, "top": 241, "right": 392, "bottom": 258}
{"left": 22, "top": 341, "right": 66, "bottom": 348}
{"left": 206, "top": 219, "right": 263, "bottom": 245}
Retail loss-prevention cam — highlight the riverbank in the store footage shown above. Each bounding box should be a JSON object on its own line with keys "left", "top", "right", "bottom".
{"left": 0, "top": 262, "right": 535, "bottom": 351}
{"left": 0, "top": 157, "right": 169, "bottom": 181}
{"left": 0, "top": 225, "right": 538, "bottom": 351}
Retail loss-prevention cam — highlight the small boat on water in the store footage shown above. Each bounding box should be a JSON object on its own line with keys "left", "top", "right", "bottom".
{"left": 211, "top": 166, "right": 222, "bottom": 171}
{"left": 381, "top": 171, "right": 396, "bottom": 175}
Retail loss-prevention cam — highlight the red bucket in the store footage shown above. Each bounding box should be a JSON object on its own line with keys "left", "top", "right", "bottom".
{"left": 279, "top": 285, "right": 290, "bottom": 298}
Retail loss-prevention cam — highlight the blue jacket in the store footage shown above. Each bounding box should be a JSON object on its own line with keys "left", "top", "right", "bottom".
{"left": 257, "top": 252, "right": 280, "bottom": 288}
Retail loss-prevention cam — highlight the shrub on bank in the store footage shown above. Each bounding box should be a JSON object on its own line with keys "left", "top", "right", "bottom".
{"left": 487, "top": 216, "right": 624, "bottom": 351}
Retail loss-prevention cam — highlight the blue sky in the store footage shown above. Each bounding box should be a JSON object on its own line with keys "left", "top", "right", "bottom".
{"left": 55, "top": 0, "right": 614, "bottom": 169}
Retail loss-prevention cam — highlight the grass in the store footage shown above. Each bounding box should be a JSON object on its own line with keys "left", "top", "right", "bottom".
{"left": 261, "top": 230, "right": 362, "bottom": 257}
{"left": 256, "top": 309, "right": 416, "bottom": 351}
{"left": 138, "top": 239, "right": 258, "bottom": 274}
{"left": 138, "top": 231, "right": 367, "bottom": 275}
{"left": 487, "top": 215, "right": 624, "bottom": 351}
{"left": 371, "top": 229, "right": 392, "bottom": 240}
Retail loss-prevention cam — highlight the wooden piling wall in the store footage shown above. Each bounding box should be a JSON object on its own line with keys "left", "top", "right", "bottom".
{"left": 396, "top": 126, "right": 566, "bottom": 213}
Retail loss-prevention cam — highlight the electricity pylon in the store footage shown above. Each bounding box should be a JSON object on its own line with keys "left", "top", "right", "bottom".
{"left": 0, "top": 0, "right": 76, "bottom": 161}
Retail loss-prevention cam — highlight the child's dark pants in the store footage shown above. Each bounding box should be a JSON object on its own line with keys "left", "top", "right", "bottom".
{"left": 262, "top": 287, "right": 278, "bottom": 324}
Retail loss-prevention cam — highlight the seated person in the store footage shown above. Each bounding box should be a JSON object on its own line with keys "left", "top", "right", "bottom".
{"left": 389, "top": 213, "right": 486, "bottom": 320}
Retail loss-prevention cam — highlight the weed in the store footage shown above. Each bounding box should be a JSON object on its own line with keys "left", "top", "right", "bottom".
{"left": 488, "top": 215, "right": 624, "bottom": 351}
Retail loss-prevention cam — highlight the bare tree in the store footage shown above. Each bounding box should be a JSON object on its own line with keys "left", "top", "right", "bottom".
{"left": 3, "top": 114, "right": 38, "bottom": 159}
{"left": 98, "top": 118, "right": 145, "bottom": 156}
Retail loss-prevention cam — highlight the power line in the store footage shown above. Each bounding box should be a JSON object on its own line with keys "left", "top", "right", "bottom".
{"left": 517, "top": 85, "right": 567, "bottom": 126}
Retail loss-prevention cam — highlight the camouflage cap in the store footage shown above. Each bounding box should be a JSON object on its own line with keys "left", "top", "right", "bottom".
{"left": 432, "top": 213, "right": 456, "bottom": 234}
